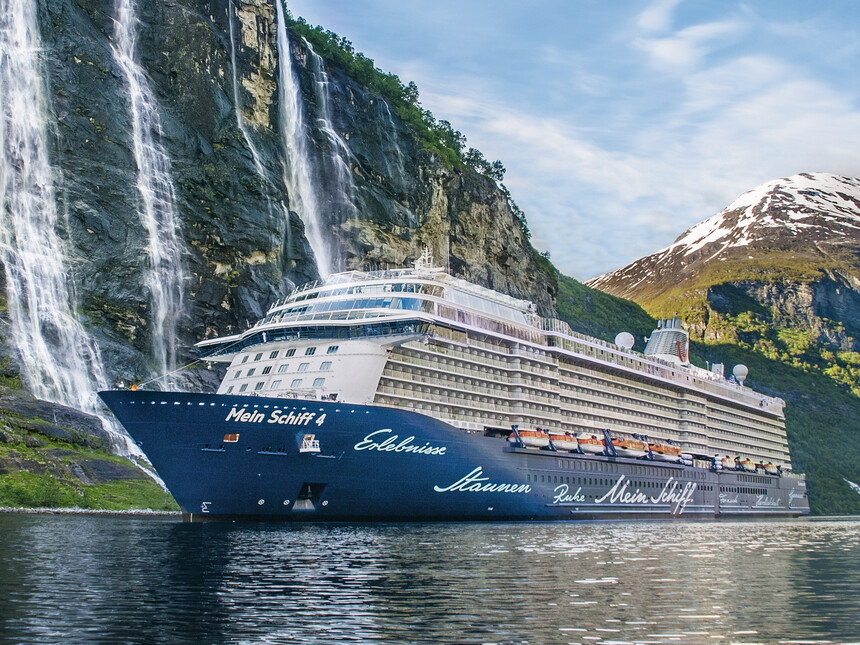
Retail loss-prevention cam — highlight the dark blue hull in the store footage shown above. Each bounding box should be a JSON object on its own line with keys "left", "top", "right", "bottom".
{"left": 100, "top": 391, "right": 809, "bottom": 521}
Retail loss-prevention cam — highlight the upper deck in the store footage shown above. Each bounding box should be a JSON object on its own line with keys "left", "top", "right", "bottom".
{"left": 196, "top": 261, "right": 784, "bottom": 418}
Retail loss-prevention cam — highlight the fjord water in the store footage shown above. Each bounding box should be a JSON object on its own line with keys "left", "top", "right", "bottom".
{"left": 1, "top": 516, "right": 857, "bottom": 644}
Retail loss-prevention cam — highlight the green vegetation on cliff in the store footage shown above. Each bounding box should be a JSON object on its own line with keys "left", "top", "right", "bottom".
{"left": 0, "top": 390, "right": 178, "bottom": 511}
{"left": 285, "top": 9, "right": 500, "bottom": 177}
{"left": 692, "top": 342, "right": 860, "bottom": 515}
{"left": 555, "top": 274, "right": 656, "bottom": 343}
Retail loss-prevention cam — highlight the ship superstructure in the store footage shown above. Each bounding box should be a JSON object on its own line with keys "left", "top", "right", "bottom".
{"left": 198, "top": 251, "right": 792, "bottom": 468}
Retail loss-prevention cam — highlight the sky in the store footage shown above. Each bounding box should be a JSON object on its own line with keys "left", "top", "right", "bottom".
{"left": 284, "top": 0, "right": 860, "bottom": 280}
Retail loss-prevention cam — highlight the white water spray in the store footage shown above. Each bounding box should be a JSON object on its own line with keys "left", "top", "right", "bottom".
{"left": 0, "top": 0, "right": 136, "bottom": 451}
{"left": 274, "top": 1, "right": 331, "bottom": 278}
{"left": 112, "top": 0, "right": 186, "bottom": 385}
{"left": 303, "top": 38, "right": 358, "bottom": 233}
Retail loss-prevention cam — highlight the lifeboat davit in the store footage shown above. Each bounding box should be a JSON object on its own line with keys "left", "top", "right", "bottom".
{"left": 577, "top": 433, "right": 605, "bottom": 454}
{"left": 649, "top": 441, "right": 682, "bottom": 463}
{"left": 548, "top": 433, "right": 579, "bottom": 451}
{"left": 508, "top": 429, "right": 550, "bottom": 449}
{"left": 611, "top": 437, "right": 648, "bottom": 458}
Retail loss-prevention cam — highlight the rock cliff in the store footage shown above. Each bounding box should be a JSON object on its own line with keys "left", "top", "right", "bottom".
{"left": 1, "top": 0, "right": 555, "bottom": 404}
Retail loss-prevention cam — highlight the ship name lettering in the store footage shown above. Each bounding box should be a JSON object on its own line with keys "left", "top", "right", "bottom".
{"left": 552, "top": 484, "right": 585, "bottom": 504}
{"left": 353, "top": 429, "right": 447, "bottom": 455}
{"left": 225, "top": 406, "right": 265, "bottom": 424}
{"left": 434, "top": 466, "right": 531, "bottom": 494}
{"left": 595, "top": 475, "right": 695, "bottom": 513}
{"left": 755, "top": 494, "right": 781, "bottom": 507}
{"left": 788, "top": 488, "right": 804, "bottom": 504}
{"left": 267, "top": 410, "right": 317, "bottom": 426}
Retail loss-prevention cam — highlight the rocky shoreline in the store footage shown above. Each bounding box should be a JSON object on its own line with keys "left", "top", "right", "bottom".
{"left": 1, "top": 506, "right": 181, "bottom": 516}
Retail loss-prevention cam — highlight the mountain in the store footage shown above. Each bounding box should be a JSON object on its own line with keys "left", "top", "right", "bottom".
{"left": 587, "top": 172, "right": 860, "bottom": 514}
{"left": 586, "top": 172, "right": 859, "bottom": 382}
{"left": 588, "top": 172, "right": 859, "bottom": 304}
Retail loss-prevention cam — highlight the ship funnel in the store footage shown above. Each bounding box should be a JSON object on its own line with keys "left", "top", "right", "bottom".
{"left": 614, "top": 332, "right": 635, "bottom": 350}
{"left": 643, "top": 318, "right": 689, "bottom": 365}
{"left": 732, "top": 364, "right": 748, "bottom": 386}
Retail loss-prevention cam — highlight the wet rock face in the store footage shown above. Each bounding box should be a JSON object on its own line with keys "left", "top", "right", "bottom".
{"left": 5, "top": 0, "right": 554, "bottom": 394}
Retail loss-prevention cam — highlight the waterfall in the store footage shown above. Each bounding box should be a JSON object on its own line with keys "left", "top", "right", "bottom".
{"left": 227, "top": 0, "right": 272, "bottom": 190}
{"left": 112, "top": 0, "right": 186, "bottom": 386}
{"left": 303, "top": 38, "right": 359, "bottom": 246}
{"left": 378, "top": 100, "right": 406, "bottom": 185}
{"left": 274, "top": 1, "right": 332, "bottom": 278}
{"left": 0, "top": 0, "right": 110, "bottom": 416}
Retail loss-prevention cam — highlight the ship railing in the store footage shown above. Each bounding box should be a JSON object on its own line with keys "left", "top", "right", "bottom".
{"left": 286, "top": 268, "right": 436, "bottom": 300}
{"left": 252, "top": 308, "right": 404, "bottom": 329}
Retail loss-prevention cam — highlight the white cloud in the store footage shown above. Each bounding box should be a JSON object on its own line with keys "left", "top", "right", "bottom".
{"left": 633, "top": 19, "right": 748, "bottom": 72}
{"left": 418, "top": 49, "right": 860, "bottom": 280}
{"left": 636, "top": 0, "right": 684, "bottom": 33}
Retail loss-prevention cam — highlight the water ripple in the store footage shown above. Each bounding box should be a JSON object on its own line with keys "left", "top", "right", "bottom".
{"left": 0, "top": 516, "right": 858, "bottom": 644}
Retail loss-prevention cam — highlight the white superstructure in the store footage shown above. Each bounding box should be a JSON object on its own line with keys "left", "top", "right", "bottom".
{"left": 198, "top": 253, "right": 793, "bottom": 467}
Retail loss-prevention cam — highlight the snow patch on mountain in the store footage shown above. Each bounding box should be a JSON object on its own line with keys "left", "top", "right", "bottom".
{"left": 587, "top": 173, "right": 860, "bottom": 297}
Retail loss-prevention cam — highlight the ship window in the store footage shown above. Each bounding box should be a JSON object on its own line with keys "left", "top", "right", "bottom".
{"left": 223, "top": 434, "right": 239, "bottom": 442}
{"left": 305, "top": 347, "right": 316, "bottom": 356}
{"left": 278, "top": 364, "right": 289, "bottom": 373}
{"left": 233, "top": 370, "right": 241, "bottom": 379}
{"left": 247, "top": 368, "right": 256, "bottom": 377}
{"left": 298, "top": 363, "right": 309, "bottom": 373}
{"left": 320, "top": 361, "right": 332, "bottom": 371}
{"left": 271, "top": 380, "right": 282, "bottom": 389}
{"left": 262, "top": 366, "right": 272, "bottom": 375}
{"left": 255, "top": 382, "right": 265, "bottom": 391}
{"left": 291, "top": 379, "right": 303, "bottom": 388}
{"left": 239, "top": 384, "right": 248, "bottom": 392}
{"left": 254, "top": 353, "right": 263, "bottom": 361}
{"left": 226, "top": 386, "right": 234, "bottom": 394}
{"left": 327, "top": 345, "right": 339, "bottom": 354}
{"left": 313, "top": 378, "right": 325, "bottom": 387}
{"left": 285, "top": 348, "right": 296, "bottom": 357}
{"left": 269, "top": 350, "right": 279, "bottom": 359}
{"left": 241, "top": 355, "right": 249, "bottom": 364}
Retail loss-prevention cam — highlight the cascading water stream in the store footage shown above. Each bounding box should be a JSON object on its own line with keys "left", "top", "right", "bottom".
{"left": 227, "top": 0, "right": 272, "bottom": 192}
{"left": 112, "top": 0, "right": 186, "bottom": 386}
{"left": 0, "top": 2, "right": 107, "bottom": 411}
{"left": 378, "top": 99, "right": 406, "bottom": 185}
{"left": 302, "top": 38, "right": 358, "bottom": 231}
{"left": 274, "top": 1, "right": 331, "bottom": 278}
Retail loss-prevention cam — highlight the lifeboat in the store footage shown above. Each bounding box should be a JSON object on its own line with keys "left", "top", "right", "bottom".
{"left": 764, "top": 462, "right": 779, "bottom": 476}
{"left": 611, "top": 436, "right": 648, "bottom": 458}
{"left": 648, "top": 441, "right": 682, "bottom": 463}
{"left": 739, "top": 458, "right": 756, "bottom": 472}
{"left": 577, "top": 433, "right": 605, "bottom": 454}
{"left": 548, "top": 432, "right": 579, "bottom": 451}
{"left": 508, "top": 428, "right": 550, "bottom": 449}
{"left": 720, "top": 456, "right": 735, "bottom": 470}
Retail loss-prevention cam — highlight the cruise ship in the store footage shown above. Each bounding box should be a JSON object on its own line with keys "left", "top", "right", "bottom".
{"left": 100, "top": 250, "right": 809, "bottom": 521}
